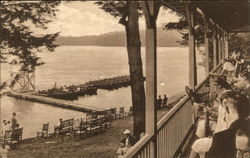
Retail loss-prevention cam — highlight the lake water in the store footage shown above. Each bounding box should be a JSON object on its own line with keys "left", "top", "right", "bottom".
{"left": 0, "top": 46, "right": 205, "bottom": 138}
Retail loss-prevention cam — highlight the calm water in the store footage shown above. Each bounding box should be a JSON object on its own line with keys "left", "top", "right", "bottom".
{"left": 0, "top": 46, "right": 205, "bottom": 138}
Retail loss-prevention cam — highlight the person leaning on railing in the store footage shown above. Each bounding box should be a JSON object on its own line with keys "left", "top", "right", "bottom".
{"left": 190, "top": 90, "right": 249, "bottom": 158}
{"left": 188, "top": 72, "right": 250, "bottom": 158}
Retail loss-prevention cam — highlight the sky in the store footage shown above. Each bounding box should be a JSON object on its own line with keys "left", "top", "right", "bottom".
{"left": 36, "top": 1, "right": 180, "bottom": 37}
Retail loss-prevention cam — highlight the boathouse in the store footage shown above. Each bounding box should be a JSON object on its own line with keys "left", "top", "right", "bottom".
{"left": 123, "top": 0, "right": 250, "bottom": 158}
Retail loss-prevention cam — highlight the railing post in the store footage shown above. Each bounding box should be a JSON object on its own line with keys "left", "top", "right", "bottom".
{"left": 142, "top": 1, "right": 160, "bottom": 158}
{"left": 186, "top": 3, "right": 197, "bottom": 89}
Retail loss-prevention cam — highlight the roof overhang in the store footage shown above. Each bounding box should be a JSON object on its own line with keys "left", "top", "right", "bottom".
{"left": 161, "top": 0, "right": 250, "bottom": 33}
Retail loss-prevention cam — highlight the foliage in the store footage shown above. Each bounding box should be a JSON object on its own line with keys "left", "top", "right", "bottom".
{"left": 164, "top": 7, "right": 249, "bottom": 55}
{"left": 95, "top": 1, "right": 142, "bottom": 26}
{"left": 228, "top": 33, "right": 250, "bottom": 55}
{"left": 164, "top": 12, "right": 205, "bottom": 46}
{"left": 0, "top": 1, "right": 60, "bottom": 71}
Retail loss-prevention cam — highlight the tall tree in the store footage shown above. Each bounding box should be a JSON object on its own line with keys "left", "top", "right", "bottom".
{"left": 0, "top": 1, "right": 60, "bottom": 71}
{"left": 95, "top": 1, "right": 145, "bottom": 139}
{"left": 164, "top": 12, "right": 205, "bottom": 46}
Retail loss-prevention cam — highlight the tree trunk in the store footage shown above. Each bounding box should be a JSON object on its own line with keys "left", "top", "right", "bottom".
{"left": 125, "top": 1, "right": 145, "bottom": 140}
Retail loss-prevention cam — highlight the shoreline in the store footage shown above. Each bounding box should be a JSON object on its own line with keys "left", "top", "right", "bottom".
{"left": 8, "top": 91, "right": 185, "bottom": 142}
{"left": 8, "top": 93, "right": 185, "bottom": 158}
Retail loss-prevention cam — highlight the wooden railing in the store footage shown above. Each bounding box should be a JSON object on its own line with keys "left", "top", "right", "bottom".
{"left": 123, "top": 63, "right": 222, "bottom": 158}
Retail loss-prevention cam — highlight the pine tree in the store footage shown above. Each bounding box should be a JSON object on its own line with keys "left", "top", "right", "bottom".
{"left": 0, "top": 1, "right": 60, "bottom": 71}
{"left": 95, "top": 0, "right": 145, "bottom": 140}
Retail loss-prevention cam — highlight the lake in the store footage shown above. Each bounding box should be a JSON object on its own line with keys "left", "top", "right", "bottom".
{"left": 0, "top": 46, "right": 205, "bottom": 138}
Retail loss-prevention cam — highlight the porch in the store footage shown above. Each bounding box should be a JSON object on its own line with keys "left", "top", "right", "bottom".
{"left": 123, "top": 0, "right": 250, "bottom": 158}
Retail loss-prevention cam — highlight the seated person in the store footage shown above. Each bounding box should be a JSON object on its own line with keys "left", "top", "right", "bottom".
{"left": 120, "top": 129, "right": 136, "bottom": 148}
{"left": 237, "top": 71, "right": 250, "bottom": 99}
{"left": 232, "top": 71, "right": 249, "bottom": 92}
{"left": 205, "top": 90, "right": 249, "bottom": 158}
{"left": 157, "top": 95, "right": 162, "bottom": 108}
{"left": 117, "top": 142, "right": 129, "bottom": 158}
{"left": 221, "top": 60, "right": 236, "bottom": 83}
{"left": 162, "top": 94, "right": 168, "bottom": 107}
{"left": 190, "top": 90, "right": 249, "bottom": 158}
{"left": 235, "top": 120, "right": 250, "bottom": 158}
{"left": 188, "top": 76, "right": 231, "bottom": 139}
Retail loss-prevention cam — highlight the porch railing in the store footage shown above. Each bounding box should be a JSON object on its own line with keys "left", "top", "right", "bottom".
{"left": 123, "top": 63, "right": 222, "bottom": 158}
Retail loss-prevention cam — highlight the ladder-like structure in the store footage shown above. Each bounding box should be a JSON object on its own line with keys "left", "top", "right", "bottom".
{"left": 10, "top": 70, "right": 35, "bottom": 93}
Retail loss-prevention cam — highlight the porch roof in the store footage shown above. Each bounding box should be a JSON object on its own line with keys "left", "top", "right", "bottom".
{"left": 161, "top": 0, "right": 250, "bottom": 33}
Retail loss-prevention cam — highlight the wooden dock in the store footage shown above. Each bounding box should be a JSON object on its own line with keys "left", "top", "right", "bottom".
{"left": 7, "top": 91, "right": 106, "bottom": 113}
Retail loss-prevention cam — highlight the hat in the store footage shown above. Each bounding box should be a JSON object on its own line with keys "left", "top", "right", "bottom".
{"left": 223, "top": 62, "right": 235, "bottom": 72}
{"left": 123, "top": 129, "right": 130, "bottom": 134}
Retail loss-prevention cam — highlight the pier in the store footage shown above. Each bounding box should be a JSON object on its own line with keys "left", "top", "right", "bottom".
{"left": 36, "top": 75, "right": 134, "bottom": 100}
{"left": 7, "top": 91, "right": 106, "bottom": 113}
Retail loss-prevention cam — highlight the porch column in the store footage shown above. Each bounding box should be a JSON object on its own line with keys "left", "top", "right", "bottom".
{"left": 217, "top": 32, "right": 222, "bottom": 62}
{"left": 142, "top": 1, "right": 160, "bottom": 158}
{"left": 225, "top": 34, "right": 229, "bottom": 58}
{"left": 212, "top": 26, "right": 218, "bottom": 68}
{"left": 221, "top": 33, "right": 225, "bottom": 59}
{"left": 204, "top": 17, "right": 210, "bottom": 76}
{"left": 186, "top": 4, "right": 197, "bottom": 89}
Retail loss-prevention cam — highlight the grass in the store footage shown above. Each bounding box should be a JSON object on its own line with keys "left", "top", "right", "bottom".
{"left": 8, "top": 94, "right": 185, "bottom": 158}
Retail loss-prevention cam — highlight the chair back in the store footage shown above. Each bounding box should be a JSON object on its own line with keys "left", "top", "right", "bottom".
{"left": 91, "top": 118, "right": 102, "bottom": 127}
{"left": 110, "top": 108, "right": 116, "bottom": 114}
{"left": 120, "top": 107, "right": 124, "bottom": 114}
{"left": 42, "top": 123, "right": 49, "bottom": 132}
{"left": 73, "top": 119, "right": 80, "bottom": 128}
{"left": 4, "top": 130, "right": 12, "bottom": 140}
{"left": 15, "top": 128, "right": 23, "bottom": 141}
{"left": 86, "top": 113, "right": 93, "bottom": 121}
{"left": 62, "top": 118, "right": 74, "bottom": 127}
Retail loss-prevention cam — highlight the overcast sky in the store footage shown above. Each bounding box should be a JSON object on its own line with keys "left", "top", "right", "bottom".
{"left": 36, "top": 1, "right": 180, "bottom": 36}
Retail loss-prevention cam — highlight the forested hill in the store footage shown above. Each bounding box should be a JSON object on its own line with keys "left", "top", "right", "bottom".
{"left": 55, "top": 28, "right": 182, "bottom": 47}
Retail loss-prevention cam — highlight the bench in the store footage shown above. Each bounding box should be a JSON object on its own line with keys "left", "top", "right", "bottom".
{"left": 117, "top": 107, "right": 125, "bottom": 118}
{"left": 101, "top": 115, "right": 112, "bottom": 128}
{"left": 86, "top": 113, "right": 98, "bottom": 122}
{"left": 87, "top": 118, "right": 103, "bottom": 134}
{"left": 4, "top": 128, "right": 23, "bottom": 150}
{"left": 54, "top": 118, "right": 74, "bottom": 136}
{"left": 110, "top": 108, "right": 117, "bottom": 119}
{"left": 37, "top": 123, "right": 49, "bottom": 139}
{"left": 73, "top": 119, "right": 88, "bottom": 139}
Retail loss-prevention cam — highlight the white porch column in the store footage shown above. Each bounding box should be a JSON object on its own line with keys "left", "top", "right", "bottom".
{"left": 204, "top": 17, "right": 210, "bottom": 76}
{"left": 186, "top": 4, "right": 197, "bottom": 89}
{"left": 217, "top": 33, "right": 222, "bottom": 62}
{"left": 213, "top": 26, "right": 218, "bottom": 68}
{"left": 225, "top": 34, "right": 229, "bottom": 58}
{"left": 142, "top": 1, "right": 160, "bottom": 158}
{"left": 221, "top": 33, "right": 225, "bottom": 59}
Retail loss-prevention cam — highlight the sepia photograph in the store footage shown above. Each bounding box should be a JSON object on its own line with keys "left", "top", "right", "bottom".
{"left": 0, "top": 0, "right": 249, "bottom": 158}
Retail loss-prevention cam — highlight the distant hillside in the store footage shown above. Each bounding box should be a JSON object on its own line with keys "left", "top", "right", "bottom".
{"left": 55, "top": 28, "right": 182, "bottom": 47}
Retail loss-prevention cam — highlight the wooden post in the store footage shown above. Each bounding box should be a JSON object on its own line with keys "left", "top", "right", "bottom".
{"left": 186, "top": 4, "right": 197, "bottom": 89}
{"left": 212, "top": 26, "right": 218, "bottom": 68}
{"left": 142, "top": 1, "right": 160, "bottom": 158}
{"left": 225, "top": 34, "right": 229, "bottom": 58}
{"left": 204, "top": 17, "right": 210, "bottom": 76}
{"left": 217, "top": 32, "right": 222, "bottom": 62}
{"left": 221, "top": 33, "right": 225, "bottom": 59}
